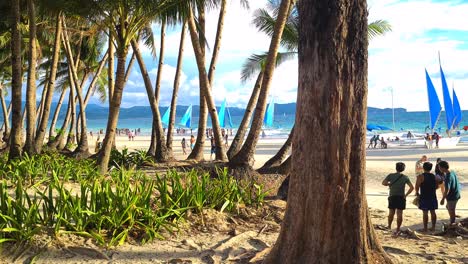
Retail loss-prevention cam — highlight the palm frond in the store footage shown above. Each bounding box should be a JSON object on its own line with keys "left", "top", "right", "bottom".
{"left": 368, "top": 19, "right": 392, "bottom": 40}
{"left": 241, "top": 51, "right": 297, "bottom": 82}
{"left": 140, "top": 25, "right": 157, "bottom": 59}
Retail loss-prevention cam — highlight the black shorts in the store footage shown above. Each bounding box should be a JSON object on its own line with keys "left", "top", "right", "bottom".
{"left": 388, "top": 195, "right": 406, "bottom": 210}
{"left": 211, "top": 146, "right": 216, "bottom": 154}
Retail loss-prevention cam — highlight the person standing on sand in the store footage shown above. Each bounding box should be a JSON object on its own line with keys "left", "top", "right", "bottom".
{"left": 439, "top": 161, "right": 461, "bottom": 225}
{"left": 415, "top": 162, "right": 444, "bottom": 232}
{"left": 210, "top": 136, "right": 216, "bottom": 160}
{"left": 181, "top": 138, "right": 187, "bottom": 155}
{"left": 224, "top": 133, "right": 229, "bottom": 147}
{"left": 433, "top": 132, "right": 440, "bottom": 148}
{"left": 415, "top": 155, "right": 427, "bottom": 176}
{"left": 190, "top": 135, "right": 195, "bottom": 150}
{"left": 382, "top": 162, "right": 414, "bottom": 235}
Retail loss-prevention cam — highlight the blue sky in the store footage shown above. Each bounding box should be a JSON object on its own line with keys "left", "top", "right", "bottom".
{"left": 79, "top": 0, "right": 468, "bottom": 112}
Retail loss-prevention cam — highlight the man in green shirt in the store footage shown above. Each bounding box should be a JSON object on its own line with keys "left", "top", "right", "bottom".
{"left": 382, "top": 162, "right": 415, "bottom": 235}
{"left": 439, "top": 161, "right": 461, "bottom": 225}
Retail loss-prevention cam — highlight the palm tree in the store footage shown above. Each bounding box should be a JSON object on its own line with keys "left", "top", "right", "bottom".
{"left": 9, "top": 0, "right": 23, "bottom": 160}
{"left": 24, "top": 0, "right": 39, "bottom": 155}
{"left": 166, "top": 21, "right": 186, "bottom": 152}
{"left": 229, "top": 0, "right": 294, "bottom": 168}
{"left": 264, "top": 0, "right": 391, "bottom": 262}
{"left": 232, "top": 0, "right": 392, "bottom": 168}
{"left": 34, "top": 11, "right": 62, "bottom": 153}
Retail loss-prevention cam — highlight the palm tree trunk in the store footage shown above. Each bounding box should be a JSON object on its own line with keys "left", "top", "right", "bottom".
{"left": 108, "top": 31, "right": 115, "bottom": 106}
{"left": 9, "top": 0, "right": 23, "bottom": 160}
{"left": 148, "top": 20, "right": 167, "bottom": 157}
{"left": 124, "top": 52, "right": 135, "bottom": 84}
{"left": 97, "top": 49, "right": 128, "bottom": 173}
{"left": 61, "top": 19, "right": 89, "bottom": 157}
{"left": 84, "top": 51, "right": 109, "bottom": 105}
{"left": 187, "top": 9, "right": 227, "bottom": 161}
{"left": 48, "top": 92, "right": 71, "bottom": 150}
{"left": 24, "top": 0, "right": 38, "bottom": 155}
{"left": 48, "top": 88, "right": 66, "bottom": 140}
{"left": 227, "top": 71, "right": 263, "bottom": 159}
{"left": 0, "top": 85, "right": 10, "bottom": 142}
{"left": 167, "top": 21, "right": 186, "bottom": 151}
{"left": 265, "top": 0, "right": 391, "bottom": 262}
{"left": 259, "top": 125, "right": 294, "bottom": 171}
{"left": 187, "top": 6, "right": 207, "bottom": 161}
{"left": 35, "top": 12, "right": 62, "bottom": 153}
{"left": 36, "top": 84, "right": 47, "bottom": 128}
{"left": 65, "top": 66, "right": 77, "bottom": 149}
{"left": 230, "top": 0, "right": 293, "bottom": 167}
{"left": 131, "top": 38, "right": 169, "bottom": 161}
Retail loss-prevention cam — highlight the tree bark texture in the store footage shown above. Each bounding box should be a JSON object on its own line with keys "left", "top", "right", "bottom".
{"left": 24, "top": 0, "right": 38, "bottom": 154}
{"left": 108, "top": 31, "right": 115, "bottom": 106}
{"left": 264, "top": 0, "right": 391, "bottom": 263}
{"left": 230, "top": 0, "right": 293, "bottom": 167}
{"left": 35, "top": 12, "right": 62, "bottom": 153}
{"left": 97, "top": 51, "right": 128, "bottom": 173}
{"left": 9, "top": 0, "right": 23, "bottom": 160}
{"left": 187, "top": 6, "right": 207, "bottom": 161}
{"left": 227, "top": 71, "right": 263, "bottom": 159}
{"left": 187, "top": 9, "right": 227, "bottom": 161}
{"left": 131, "top": 39, "right": 169, "bottom": 162}
{"left": 65, "top": 66, "right": 77, "bottom": 149}
{"left": 167, "top": 21, "right": 186, "bottom": 151}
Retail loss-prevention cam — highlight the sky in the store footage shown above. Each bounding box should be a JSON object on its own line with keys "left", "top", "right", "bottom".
{"left": 83, "top": 0, "right": 468, "bottom": 112}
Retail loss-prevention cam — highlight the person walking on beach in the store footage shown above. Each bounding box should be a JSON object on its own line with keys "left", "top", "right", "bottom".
{"left": 190, "top": 135, "right": 195, "bottom": 150}
{"left": 415, "top": 155, "right": 427, "bottom": 176}
{"left": 439, "top": 161, "right": 461, "bottom": 225}
{"left": 382, "top": 162, "right": 414, "bottom": 235}
{"left": 433, "top": 132, "right": 440, "bottom": 148}
{"left": 368, "top": 135, "right": 376, "bottom": 148}
{"left": 181, "top": 138, "right": 187, "bottom": 155}
{"left": 415, "top": 162, "right": 443, "bottom": 232}
{"left": 374, "top": 135, "right": 379, "bottom": 148}
{"left": 210, "top": 136, "right": 216, "bottom": 160}
{"left": 224, "top": 133, "right": 229, "bottom": 147}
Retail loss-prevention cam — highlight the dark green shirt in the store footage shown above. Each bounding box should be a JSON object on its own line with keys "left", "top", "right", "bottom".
{"left": 385, "top": 173, "right": 411, "bottom": 197}
{"left": 444, "top": 170, "right": 461, "bottom": 201}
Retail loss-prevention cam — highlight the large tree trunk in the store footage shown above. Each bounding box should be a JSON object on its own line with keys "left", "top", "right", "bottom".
{"left": 131, "top": 38, "right": 169, "bottom": 162}
{"left": 227, "top": 71, "right": 263, "bottom": 159}
{"left": 9, "top": 0, "right": 23, "bottom": 160}
{"left": 0, "top": 86, "right": 10, "bottom": 142}
{"left": 24, "top": 0, "right": 38, "bottom": 155}
{"left": 48, "top": 88, "right": 66, "bottom": 140}
{"left": 148, "top": 20, "right": 167, "bottom": 158}
{"left": 35, "top": 12, "right": 62, "bottom": 153}
{"left": 264, "top": 0, "right": 391, "bottom": 262}
{"left": 259, "top": 125, "right": 294, "bottom": 171}
{"left": 230, "top": 0, "right": 292, "bottom": 168}
{"left": 187, "top": 6, "right": 207, "bottom": 161}
{"left": 167, "top": 22, "right": 186, "bottom": 151}
{"left": 187, "top": 9, "right": 227, "bottom": 161}
{"left": 97, "top": 50, "right": 128, "bottom": 174}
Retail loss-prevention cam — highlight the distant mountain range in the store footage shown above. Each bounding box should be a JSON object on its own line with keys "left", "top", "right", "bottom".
{"left": 0, "top": 101, "right": 409, "bottom": 120}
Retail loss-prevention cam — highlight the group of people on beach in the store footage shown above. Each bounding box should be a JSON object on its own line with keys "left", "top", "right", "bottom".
{"left": 424, "top": 132, "right": 440, "bottom": 149}
{"left": 180, "top": 132, "right": 229, "bottom": 158}
{"left": 383, "top": 155, "right": 461, "bottom": 235}
{"left": 368, "top": 135, "right": 387, "bottom": 149}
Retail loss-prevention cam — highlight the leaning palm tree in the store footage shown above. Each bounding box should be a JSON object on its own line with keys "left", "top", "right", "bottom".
{"left": 230, "top": 0, "right": 392, "bottom": 169}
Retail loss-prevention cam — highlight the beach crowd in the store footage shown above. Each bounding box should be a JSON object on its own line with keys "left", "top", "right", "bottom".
{"left": 382, "top": 155, "right": 462, "bottom": 235}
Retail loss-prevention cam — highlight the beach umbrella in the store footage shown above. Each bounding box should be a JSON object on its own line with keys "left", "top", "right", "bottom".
{"left": 366, "top": 124, "right": 381, "bottom": 131}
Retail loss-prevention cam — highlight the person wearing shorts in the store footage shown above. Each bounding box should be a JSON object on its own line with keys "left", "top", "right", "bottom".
{"left": 439, "top": 161, "right": 461, "bottom": 225}
{"left": 382, "top": 162, "right": 414, "bottom": 235}
{"left": 415, "top": 162, "right": 444, "bottom": 232}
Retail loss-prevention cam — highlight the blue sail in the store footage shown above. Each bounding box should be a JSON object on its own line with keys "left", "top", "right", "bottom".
{"left": 218, "top": 99, "right": 226, "bottom": 128}
{"left": 440, "top": 65, "right": 454, "bottom": 130}
{"left": 453, "top": 87, "right": 462, "bottom": 128}
{"left": 179, "top": 104, "right": 192, "bottom": 128}
{"left": 226, "top": 107, "right": 233, "bottom": 128}
{"left": 425, "top": 69, "right": 442, "bottom": 130}
{"left": 263, "top": 100, "right": 275, "bottom": 127}
{"left": 162, "top": 107, "right": 170, "bottom": 125}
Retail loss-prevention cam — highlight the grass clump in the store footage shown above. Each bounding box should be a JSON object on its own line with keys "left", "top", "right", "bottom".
{"left": 0, "top": 153, "right": 267, "bottom": 247}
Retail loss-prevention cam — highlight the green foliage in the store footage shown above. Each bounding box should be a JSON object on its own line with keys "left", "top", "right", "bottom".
{"left": 109, "top": 148, "right": 153, "bottom": 170}
{"left": 0, "top": 153, "right": 267, "bottom": 247}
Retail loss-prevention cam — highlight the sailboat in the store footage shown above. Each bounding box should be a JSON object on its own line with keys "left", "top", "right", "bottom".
{"left": 419, "top": 62, "right": 461, "bottom": 147}
{"left": 452, "top": 85, "right": 462, "bottom": 129}
{"left": 218, "top": 98, "right": 233, "bottom": 128}
{"left": 162, "top": 107, "right": 170, "bottom": 126}
{"left": 179, "top": 104, "right": 192, "bottom": 128}
{"left": 263, "top": 99, "right": 275, "bottom": 128}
